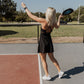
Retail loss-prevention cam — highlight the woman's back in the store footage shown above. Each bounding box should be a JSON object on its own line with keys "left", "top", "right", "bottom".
{"left": 41, "top": 22, "right": 55, "bottom": 34}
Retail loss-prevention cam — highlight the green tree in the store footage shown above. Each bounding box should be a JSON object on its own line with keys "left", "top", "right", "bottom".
{"left": 15, "top": 10, "right": 29, "bottom": 22}
{"left": 0, "top": 0, "right": 2, "bottom": 21}
{"left": 56, "top": 12, "right": 61, "bottom": 20}
{"left": 33, "top": 12, "right": 45, "bottom": 18}
{"left": 1, "top": 0, "right": 16, "bottom": 21}
{"left": 70, "top": 6, "right": 84, "bottom": 21}
{"left": 79, "top": 14, "right": 84, "bottom": 22}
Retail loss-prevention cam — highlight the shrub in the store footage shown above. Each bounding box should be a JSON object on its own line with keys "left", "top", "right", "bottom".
{"left": 79, "top": 14, "right": 84, "bottom": 22}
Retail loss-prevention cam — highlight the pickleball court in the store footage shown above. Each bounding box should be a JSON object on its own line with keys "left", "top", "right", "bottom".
{"left": 0, "top": 43, "right": 84, "bottom": 84}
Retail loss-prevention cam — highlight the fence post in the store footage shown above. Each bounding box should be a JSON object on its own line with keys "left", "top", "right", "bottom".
{"left": 83, "top": 32, "right": 84, "bottom": 43}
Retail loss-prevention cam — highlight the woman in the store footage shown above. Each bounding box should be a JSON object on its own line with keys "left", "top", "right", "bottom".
{"left": 21, "top": 2, "right": 64, "bottom": 81}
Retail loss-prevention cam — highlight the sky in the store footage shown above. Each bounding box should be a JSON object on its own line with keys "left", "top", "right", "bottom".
{"left": 14, "top": 0, "right": 84, "bottom": 13}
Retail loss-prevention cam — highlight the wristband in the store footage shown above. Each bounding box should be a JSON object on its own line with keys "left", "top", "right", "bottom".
{"left": 24, "top": 7, "right": 27, "bottom": 10}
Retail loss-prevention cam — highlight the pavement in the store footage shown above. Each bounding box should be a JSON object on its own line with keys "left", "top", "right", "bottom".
{"left": 0, "top": 43, "right": 84, "bottom": 84}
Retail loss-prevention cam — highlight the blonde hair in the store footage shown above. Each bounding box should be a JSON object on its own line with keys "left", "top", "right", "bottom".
{"left": 46, "top": 7, "right": 56, "bottom": 26}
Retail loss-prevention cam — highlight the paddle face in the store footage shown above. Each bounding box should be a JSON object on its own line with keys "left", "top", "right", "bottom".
{"left": 62, "top": 8, "right": 74, "bottom": 15}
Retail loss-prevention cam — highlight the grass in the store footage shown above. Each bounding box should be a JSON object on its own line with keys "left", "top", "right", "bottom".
{"left": 68, "top": 21, "right": 84, "bottom": 24}
{"left": 0, "top": 25, "right": 84, "bottom": 38}
{"left": 0, "top": 26, "right": 37, "bottom": 38}
{"left": 51, "top": 25, "right": 84, "bottom": 37}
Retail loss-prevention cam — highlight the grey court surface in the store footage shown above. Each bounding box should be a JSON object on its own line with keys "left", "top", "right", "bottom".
{"left": 0, "top": 43, "right": 84, "bottom": 84}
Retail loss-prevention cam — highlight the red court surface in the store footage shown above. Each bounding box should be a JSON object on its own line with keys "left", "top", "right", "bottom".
{"left": 0, "top": 54, "right": 40, "bottom": 84}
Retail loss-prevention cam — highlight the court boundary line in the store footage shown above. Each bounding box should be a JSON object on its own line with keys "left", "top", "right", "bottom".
{"left": 38, "top": 54, "right": 43, "bottom": 84}
{"left": 0, "top": 53, "right": 37, "bottom": 55}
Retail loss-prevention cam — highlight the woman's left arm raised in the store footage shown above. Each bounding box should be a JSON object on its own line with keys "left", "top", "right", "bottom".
{"left": 21, "top": 2, "right": 45, "bottom": 23}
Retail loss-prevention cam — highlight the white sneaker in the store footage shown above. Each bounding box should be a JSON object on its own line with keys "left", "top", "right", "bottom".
{"left": 58, "top": 71, "right": 64, "bottom": 79}
{"left": 42, "top": 75, "right": 51, "bottom": 81}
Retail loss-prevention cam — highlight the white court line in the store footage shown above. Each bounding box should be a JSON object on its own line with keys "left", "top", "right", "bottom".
{"left": 38, "top": 54, "right": 43, "bottom": 84}
{"left": 0, "top": 53, "right": 37, "bottom": 55}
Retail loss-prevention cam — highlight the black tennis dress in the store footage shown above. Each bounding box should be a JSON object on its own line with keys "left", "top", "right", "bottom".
{"left": 38, "top": 27, "right": 54, "bottom": 53}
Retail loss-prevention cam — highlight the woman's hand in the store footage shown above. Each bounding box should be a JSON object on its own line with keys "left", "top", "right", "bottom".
{"left": 59, "top": 14, "right": 63, "bottom": 18}
{"left": 21, "top": 2, "right": 26, "bottom": 8}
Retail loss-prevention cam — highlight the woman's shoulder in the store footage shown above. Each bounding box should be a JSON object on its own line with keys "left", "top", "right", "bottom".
{"left": 41, "top": 20, "right": 48, "bottom": 29}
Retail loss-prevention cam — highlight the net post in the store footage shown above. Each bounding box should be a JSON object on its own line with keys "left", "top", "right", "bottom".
{"left": 37, "top": 24, "right": 39, "bottom": 44}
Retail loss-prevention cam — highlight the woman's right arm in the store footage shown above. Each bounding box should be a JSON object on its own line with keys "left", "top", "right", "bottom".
{"left": 54, "top": 15, "right": 63, "bottom": 29}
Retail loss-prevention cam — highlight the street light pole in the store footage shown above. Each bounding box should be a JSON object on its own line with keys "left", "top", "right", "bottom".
{"left": 78, "top": 5, "right": 80, "bottom": 24}
{"left": 39, "top": 12, "right": 40, "bottom": 17}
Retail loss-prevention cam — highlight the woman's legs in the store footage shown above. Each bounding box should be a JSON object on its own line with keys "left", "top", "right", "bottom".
{"left": 48, "top": 53, "right": 61, "bottom": 72}
{"left": 39, "top": 53, "right": 49, "bottom": 76}
{"left": 48, "top": 53, "right": 64, "bottom": 78}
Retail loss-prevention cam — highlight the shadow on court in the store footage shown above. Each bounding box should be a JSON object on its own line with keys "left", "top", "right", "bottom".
{"left": 0, "top": 30, "right": 18, "bottom": 36}
{"left": 50, "top": 63, "right": 84, "bottom": 81}
{"left": 62, "top": 65, "right": 84, "bottom": 79}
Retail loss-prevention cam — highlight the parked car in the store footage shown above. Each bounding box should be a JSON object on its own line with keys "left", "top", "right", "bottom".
{"left": 60, "top": 21, "right": 67, "bottom": 24}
